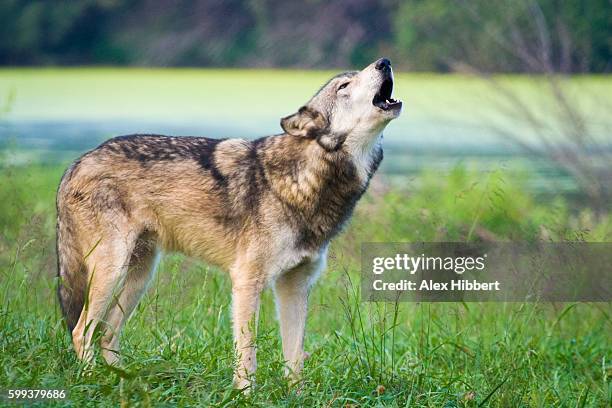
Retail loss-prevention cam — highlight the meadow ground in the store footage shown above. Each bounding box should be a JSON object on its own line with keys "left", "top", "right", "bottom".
{"left": 0, "top": 164, "right": 610, "bottom": 407}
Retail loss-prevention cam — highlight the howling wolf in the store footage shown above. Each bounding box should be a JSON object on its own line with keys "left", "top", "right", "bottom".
{"left": 56, "top": 58, "right": 402, "bottom": 389}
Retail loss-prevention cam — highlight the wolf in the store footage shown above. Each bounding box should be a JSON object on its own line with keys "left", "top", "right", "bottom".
{"left": 56, "top": 58, "right": 402, "bottom": 389}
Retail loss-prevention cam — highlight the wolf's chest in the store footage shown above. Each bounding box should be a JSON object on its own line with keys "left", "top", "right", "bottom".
{"left": 289, "top": 180, "right": 366, "bottom": 250}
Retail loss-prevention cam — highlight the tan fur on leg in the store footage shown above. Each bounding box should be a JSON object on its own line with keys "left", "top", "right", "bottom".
{"left": 101, "top": 239, "right": 159, "bottom": 365}
{"left": 72, "top": 231, "right": 136, "bottom": 363}
{"left": 274, "top": 251, "right": 326, "bottom": 381}
{"left": 230, "top": 258, "right": 264, "bottom": 390}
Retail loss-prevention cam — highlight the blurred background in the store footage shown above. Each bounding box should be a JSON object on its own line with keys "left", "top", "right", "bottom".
{"left": 1, "top": 0, "right": 610, "bottom": 205}
{"left": 1, "top": 0, "right": 610, "bottom": 71}
{"left": 0, "top": 0, "right": 611, "bottom": 236}
{"left": 0, "top": 3, "right": 611, "bottom": 404}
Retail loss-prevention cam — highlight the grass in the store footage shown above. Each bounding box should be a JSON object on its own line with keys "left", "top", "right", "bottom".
{"left": 0, "top": 163, "right": 610, "bottom": 407}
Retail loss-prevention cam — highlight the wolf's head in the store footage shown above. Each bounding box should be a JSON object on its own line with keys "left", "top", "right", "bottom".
{"left": 281, "top": 58, "right": 402, "bottom": 151}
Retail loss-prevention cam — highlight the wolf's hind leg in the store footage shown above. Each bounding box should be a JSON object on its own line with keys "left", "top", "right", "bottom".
{"left": 72, "top": 232, "right": 137, "bottom": 363}
{"left": 101, "top": 235, "right": 159, "bottom": 365}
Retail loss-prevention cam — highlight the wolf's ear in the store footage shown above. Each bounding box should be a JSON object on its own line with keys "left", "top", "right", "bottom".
{"left": 280, "top": 106, "right": 327, "bottom": 138}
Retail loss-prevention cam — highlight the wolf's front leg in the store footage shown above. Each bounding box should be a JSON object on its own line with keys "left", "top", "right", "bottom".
{"left": 231, "top": 273, "right": 263, "bottom": 391}
{"left": 274, "top": 255, "right": 325, "bottom": 382}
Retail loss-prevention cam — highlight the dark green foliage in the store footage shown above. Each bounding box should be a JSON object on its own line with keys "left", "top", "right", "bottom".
{"left": 0, "top": 0, "right": 129, "bottom": 65}
{"left": 1, "top": 0, "right": 609, "bottom": 72}
{"left": 394, "top": 0, "right": 612, "bottom": 73}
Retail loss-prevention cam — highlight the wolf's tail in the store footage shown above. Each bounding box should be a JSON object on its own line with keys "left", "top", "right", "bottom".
{"left": 56, "top": 171, "right": 86, "bottom": 333}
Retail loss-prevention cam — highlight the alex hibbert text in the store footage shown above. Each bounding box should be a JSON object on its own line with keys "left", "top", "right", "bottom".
{"left": 372, "top": 279, "right": 501, "bottom": 292}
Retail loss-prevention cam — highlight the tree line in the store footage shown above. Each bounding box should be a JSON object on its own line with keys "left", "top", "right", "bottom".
{"left": 1, "top": 0, "right": 609, "bottom": 72}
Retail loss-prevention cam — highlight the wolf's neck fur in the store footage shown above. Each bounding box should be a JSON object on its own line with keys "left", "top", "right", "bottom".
{"left": 343, "top": 131, "right": 384, "bottom": 184}
{"left": 261, "top": 133, "right": 382, "bottom": 249}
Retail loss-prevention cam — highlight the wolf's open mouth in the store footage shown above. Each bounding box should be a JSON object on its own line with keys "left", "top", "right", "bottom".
{"left": 373, "top": 78, "right": 402, "bottom": 111}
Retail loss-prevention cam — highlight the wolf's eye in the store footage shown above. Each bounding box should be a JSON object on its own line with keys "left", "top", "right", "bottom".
{"left": 337, "top": 82, "right": 350, "bottom": 91}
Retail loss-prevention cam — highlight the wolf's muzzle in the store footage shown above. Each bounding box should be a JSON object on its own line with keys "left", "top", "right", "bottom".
{"left": 372, "top": 58, "right": 401, "bottom": 111}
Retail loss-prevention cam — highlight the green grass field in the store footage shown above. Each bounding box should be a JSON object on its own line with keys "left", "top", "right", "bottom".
{"left": 0, "top": 163, "right": 610, "bottom": 407}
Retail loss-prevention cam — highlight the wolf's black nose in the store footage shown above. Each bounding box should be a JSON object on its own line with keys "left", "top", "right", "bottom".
{"left": 375, "top": 58, "right": 391, "bottom": 71}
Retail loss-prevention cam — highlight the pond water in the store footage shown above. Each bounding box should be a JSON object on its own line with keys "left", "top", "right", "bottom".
{"left": 1, "top": 69, "right": 610, "bottom": 196}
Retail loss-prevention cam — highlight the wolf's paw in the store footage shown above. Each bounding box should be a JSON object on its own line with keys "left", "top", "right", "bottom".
{"left": 101, "top": 348, "right": 121, "bottom": 366}
{"left": 233, "top": 376, "right": 254, "bottom": 393}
